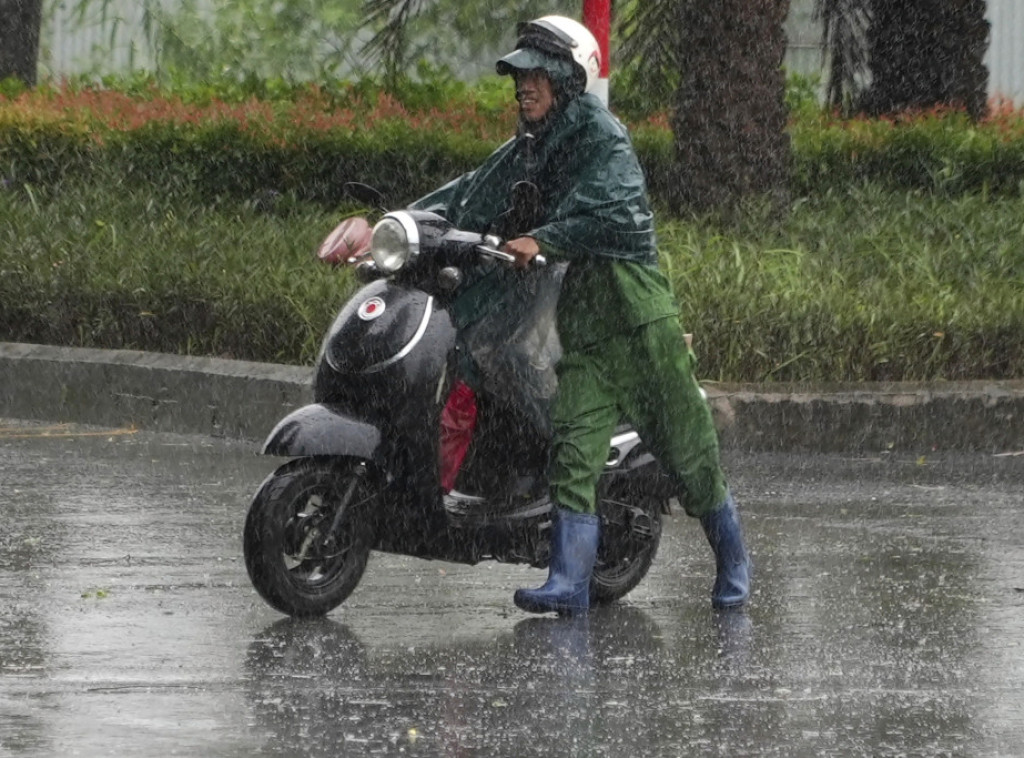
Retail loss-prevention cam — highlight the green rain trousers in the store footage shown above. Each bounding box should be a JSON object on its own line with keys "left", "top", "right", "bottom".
{"left": 549, "top": 315, "right": 728, "bottom": 519}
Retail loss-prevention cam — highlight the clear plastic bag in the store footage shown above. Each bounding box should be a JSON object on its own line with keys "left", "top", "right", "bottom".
{"left": 461, "top": 262, "right": 566, "bottom": 437}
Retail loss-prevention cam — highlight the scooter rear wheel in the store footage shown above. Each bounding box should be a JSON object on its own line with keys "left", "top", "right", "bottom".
{"left": 591, "top": 482, "right": 665, "bottom": 605}
{"left": 244, "top": 457, "right": 375, "bottom": 617}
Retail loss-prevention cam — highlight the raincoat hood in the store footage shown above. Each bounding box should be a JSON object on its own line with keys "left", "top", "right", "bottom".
{"left": 409, "top": 87, "right": 662, "bottom": 343}
{"left": 411, "top": 91, "right": 657, "bottom": 268}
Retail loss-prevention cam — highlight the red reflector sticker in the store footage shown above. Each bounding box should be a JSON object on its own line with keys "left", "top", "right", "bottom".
{"left": 358, "top": 297, "right": 386, "bottom": 320}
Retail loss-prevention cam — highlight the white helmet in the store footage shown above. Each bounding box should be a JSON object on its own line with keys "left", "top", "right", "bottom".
{"left": 499, "top": 15, "right": 602, "bottom": 96}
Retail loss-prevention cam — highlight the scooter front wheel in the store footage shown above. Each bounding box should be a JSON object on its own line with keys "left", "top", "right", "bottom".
{"left": 244, "top": 457, "right": 375, "bottom": 617}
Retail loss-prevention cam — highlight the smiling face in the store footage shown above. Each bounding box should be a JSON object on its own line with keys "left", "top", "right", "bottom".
{"left": 515, "top": 69, "right": 555, "bottom": 123}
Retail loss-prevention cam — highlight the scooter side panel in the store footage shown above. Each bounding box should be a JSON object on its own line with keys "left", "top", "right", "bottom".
{"left": 261, "top": 403, "right": 382, "bottom": 459}
{"left": 603, "top": 430, "right": 678, "bottom": 502}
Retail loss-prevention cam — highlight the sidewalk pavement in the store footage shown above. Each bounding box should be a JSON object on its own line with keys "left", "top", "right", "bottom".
{"left": 2, "top": 341, "right": 1022, "bottom": 454}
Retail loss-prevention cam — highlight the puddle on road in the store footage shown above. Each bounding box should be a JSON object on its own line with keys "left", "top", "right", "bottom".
{"left": 2, "top": 424, "right": 1023, "bottom": 756}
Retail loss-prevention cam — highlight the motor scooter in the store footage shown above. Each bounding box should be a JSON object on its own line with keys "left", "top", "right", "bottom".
{"left": 243, "top": 184, "right": 676, "bottom": 617}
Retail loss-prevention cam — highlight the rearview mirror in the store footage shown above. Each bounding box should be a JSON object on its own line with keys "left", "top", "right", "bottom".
{"left": 343, "top": 182, "right": 387, "bottom": 211}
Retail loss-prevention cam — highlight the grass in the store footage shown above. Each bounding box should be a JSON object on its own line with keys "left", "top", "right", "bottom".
{"left": 2, "top": 175, "right": 1023, "bottom": 382}
{"left": 0, "top": 177, "right": 360, "bottom": 364}
{"left": 662, "top": 185, "right": 1024, "bottom": 382}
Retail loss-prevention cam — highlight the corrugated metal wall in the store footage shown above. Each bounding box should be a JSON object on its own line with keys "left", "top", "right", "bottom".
{"left": 40, "top": 0, "right": 830, "bottom": 81}
{"left": 986, "top": 0, "right": 1024, "bottom": 105}
{"left": 40, "top": 1, "right": 162, "bottom": 77}
{"left": 784, "top": 0, "right": 823, "bottom": 79}
{"left": 37, "top": 0, "right": 1024, "bottom": 105}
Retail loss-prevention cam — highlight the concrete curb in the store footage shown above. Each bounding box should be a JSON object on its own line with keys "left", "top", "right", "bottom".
{"left": 0, "top": 342, "right": 310, "bottom": 442}
{"left": 2, "top": 341, "right": 1023, "bottom": 453}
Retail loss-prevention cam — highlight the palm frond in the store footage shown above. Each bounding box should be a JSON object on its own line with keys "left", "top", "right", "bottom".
{"left": 617, "top": 0, "right": 683, "bottom": 71}
{"left": 359, "top": 0, "right": 431, "bottom": 84}
{"left": 616, "top": 0, "right": 686, "bottom": 105}
{"left": 815, "top": 0, "right": 870, "bottom": 112}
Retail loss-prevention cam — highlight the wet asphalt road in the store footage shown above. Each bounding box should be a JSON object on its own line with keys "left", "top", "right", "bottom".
{"left": 2, "top": 419, "right": 1023, "bottom": 758}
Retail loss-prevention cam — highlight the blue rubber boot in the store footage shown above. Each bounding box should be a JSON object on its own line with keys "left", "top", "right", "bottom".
{"left": 699, "top": 494, "right": 751, "bottom": 609}
{"left": 514, "top": 509, "right": 600, "bottom": 616}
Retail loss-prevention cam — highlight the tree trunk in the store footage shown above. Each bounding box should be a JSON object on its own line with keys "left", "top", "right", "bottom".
{"left": 859, "top": 0, "right": 989, "bottom": 120}
{"left": 669, "top": 0, "right": 792, "bottom": 215}
{"left": 0, "top": 0, "right": 43, "bottom": 86}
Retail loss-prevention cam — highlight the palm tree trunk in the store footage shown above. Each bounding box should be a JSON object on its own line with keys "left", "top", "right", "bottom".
{"left": 669, "top": 0, "right": 791, "bottom": 214}
{"left": 859, "top": 0, "right": 989, "bottom": 120}
{"left": 0, "top": 0, "right": 43, "bottom": 86}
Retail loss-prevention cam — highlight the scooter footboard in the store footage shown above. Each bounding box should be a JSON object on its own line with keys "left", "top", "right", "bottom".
{"left": 262, "top": 403, "right": 382, "bottom": 460}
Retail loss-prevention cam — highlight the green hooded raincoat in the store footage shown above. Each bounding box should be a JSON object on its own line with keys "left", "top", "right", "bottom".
{"left": 411, "top": 53, "right": 727, "bottom": 517}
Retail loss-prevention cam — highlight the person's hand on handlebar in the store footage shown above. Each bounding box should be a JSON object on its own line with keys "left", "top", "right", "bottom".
{"left": 503, "top": 236, "right": 540, "bottom": 269}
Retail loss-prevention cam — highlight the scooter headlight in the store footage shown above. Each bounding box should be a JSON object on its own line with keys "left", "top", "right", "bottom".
{"left": 370, "top": 212, "right": 420, "bottom": 273}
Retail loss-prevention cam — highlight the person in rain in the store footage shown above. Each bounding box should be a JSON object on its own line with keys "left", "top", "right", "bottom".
{"left": 412, "top": 15, "right": 751, "bottom": 614}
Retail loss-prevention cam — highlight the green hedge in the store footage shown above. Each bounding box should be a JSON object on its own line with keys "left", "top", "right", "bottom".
{"left": 0, "top": 119, "right": 496, "bottom": 209}
{"left": 4, "top": 87, "right": 1024, "bottom": 207}
{"left": 3, "top": 85, "right": 1024, "bottom": 382}
{"left": 788, "top": 108, "right": 1024, "bottom": 197}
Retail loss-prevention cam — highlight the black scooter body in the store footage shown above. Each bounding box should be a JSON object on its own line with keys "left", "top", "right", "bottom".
{"left": 245, "top": 209, "right": 672, "bottom": 617}
{"left": 264, "top": 278, "right": 453, "bottom": 463}
{"left": 261, "top": 271, "right": 669, "bottom": 564}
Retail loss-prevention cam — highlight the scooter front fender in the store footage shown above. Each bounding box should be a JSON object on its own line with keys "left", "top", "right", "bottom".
{"left": 261, "top": 403, "right": 382, "bottom": 460}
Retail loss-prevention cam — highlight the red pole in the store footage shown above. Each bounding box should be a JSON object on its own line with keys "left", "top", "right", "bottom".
{"left": 582, "top": 0, "right": 610, "bottom": 106}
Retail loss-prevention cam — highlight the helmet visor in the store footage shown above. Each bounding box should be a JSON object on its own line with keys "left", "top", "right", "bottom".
{"left": 496, "top": 47, "right": 554, "bottom": 76}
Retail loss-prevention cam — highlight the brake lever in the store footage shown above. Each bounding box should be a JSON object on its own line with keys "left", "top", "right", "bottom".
{"left": 476, "top": 245, "right": 547, "bottom": 268}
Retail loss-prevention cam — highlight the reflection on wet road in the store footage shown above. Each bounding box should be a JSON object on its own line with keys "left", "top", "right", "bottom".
{"left": 2, "top": 419, "right": 1022, "bottom": 757}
